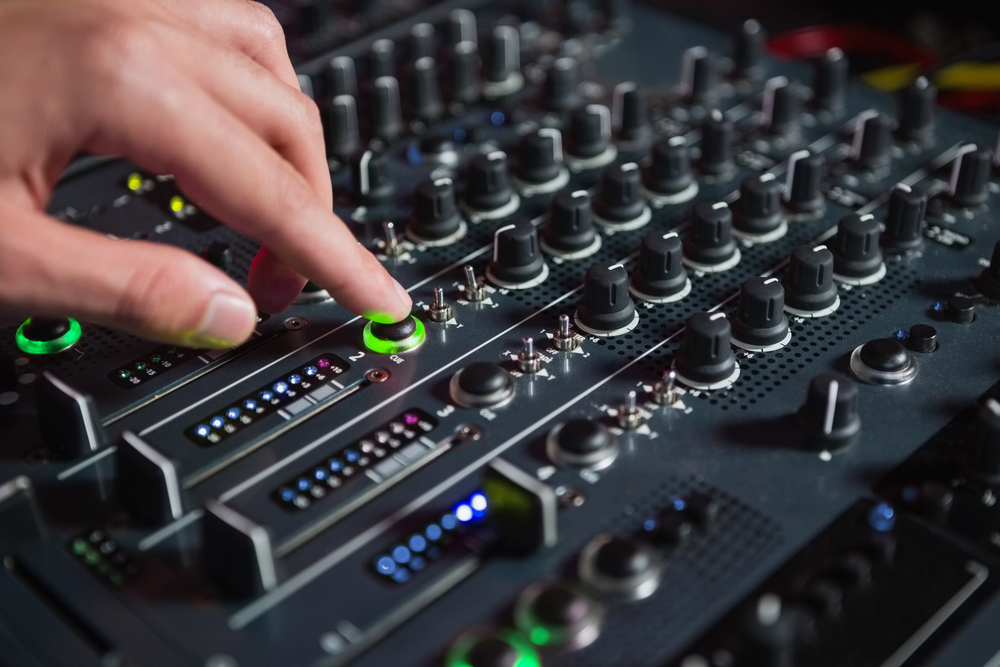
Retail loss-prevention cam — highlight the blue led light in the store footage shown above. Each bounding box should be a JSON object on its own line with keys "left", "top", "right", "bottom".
{"left": 273, "top": 381, "right": 289, "bottom": 394}
{"left": 454, "top": 503, "right": 474, "bottom": 523}
{"left": 314, "top": 468, "right": 329, "bottom": 481}
{"left": 673, "top": 498, "right": 686, "bottom": 511}
{"left": 280, "top": 488, "right": 296, "bottom": 503}
{"left": 406, "top": 144, "right": 423, "bottom": 167}
{"left": 409, "top": 556, "right": 426, "bottom": 572}
{"left": 425, "top": 524, "right": 443, "bottom": 541}
{"left": 226, "top": 407, "right": 241, "bottom": 420}
{"left": 643, "top": 519, "right": 657, "bottom": 531}
{"left": 470, "top": 493, "right": 488, "bottom": 512}
{"left": 304, "top": 366, "right": 318, "bottom": 376}
{"left": 195, "top": 425, "right": 210, "bottom": 438}
{"left": 375, "top": 556, "right": 396, "bottom": 575}
{"left": 210, "top": 416, "right": 225, "bottom": 429}
{"left": 243, "top": 399, "right": 258, "bottom": 411}
{"left": 258, "top": 390, "right": 274, "bottom": 402}
{"left": 392, "top": 545, "right": 412, "bottom": 564}
{"left": 933, "top": 301, "right": 945, "bottom": 312}
{"left": 329, "top": 459, "right": 344, "bottom": 473}
{"left": 409, "top": 535, "right": 427, "bottom": 553}
{"left": 868, "top": 502, "right": 896, "bottom": 532}
{"left": 345, "top": 449, "right": 361, "bottom": 463}
{"left": 288, "top": 374, "right": 302, "bottom": 385}
{"left": 892, "top": 328, "right": 909, "bottom": 340}
{"left": 441, "top": 514, "right": 457, "bottom": 531}
{"left": 491, "top": 111, "right": 505, "bottom": 125}
{"left": 902, "top": 485, "right": 919, "bottom": 502}
{"left": 297, "top": 478, "right": 313, "bottom": 492}
{"left": 391, "top": 568, "right": 411, "bottom": 583}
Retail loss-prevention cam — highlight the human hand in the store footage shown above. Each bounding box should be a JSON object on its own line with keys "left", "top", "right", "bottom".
{"left": 0, "top": 0, "right": 411, "bottom": 349}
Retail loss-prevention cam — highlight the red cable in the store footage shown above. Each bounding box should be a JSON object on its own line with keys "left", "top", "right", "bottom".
{"left": 767, "top": 26, "right": 937, "bottom": 68}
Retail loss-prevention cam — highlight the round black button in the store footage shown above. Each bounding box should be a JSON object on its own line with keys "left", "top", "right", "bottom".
{"left": 369, "top": 317, "right": 416, "bottom": 342}
{"left": 948, "top": 295, "right": 975, "bottom": 324}
{"left": 533, "top": 586, "right": 590, "bottom": 626}
{"left": 466, "top": 637, "right": 518, "bottom": 667}
{"left": 594, "top": 538, "right": 651, "bottom": 578}
{"left": 858, "top": 338, "right": 909, "bottom": 372}
{"left": 906, "top": 324, "right": 938, "bottom": 353}
{"left": 557, "top": 420, "right": 611, "bottom": 455}
{"left": 458, "top": 362, "right": 508, "bottom": 395}
{"left": 23, "top": 318, "right": 71, "bottom": 342}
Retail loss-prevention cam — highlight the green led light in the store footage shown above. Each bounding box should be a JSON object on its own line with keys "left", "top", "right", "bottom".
{"left": 529, "top": 627, "right": 550, "bottom": 646}
{"left": 15, "top": 318, "right": 82, "bottom": 355}
{"left": 169, "top": 195, "right": 185, "bottom": 213}
{"left": 134, "top": 361, "right": 147, "bottom": 371}
{"left": 127, "top": 172, "right": 143, "bottom": 191}
{"left": 445, "top": 631, "right": 540, "bottom": 667}
{"left": 118, "top": 369, "right": 131, "bottom": 379}
{"left": 362, "top": 318, "right": 425, "bottom": 355}
{"left": 149, "top": 354, "right": 162, "bottom": 363}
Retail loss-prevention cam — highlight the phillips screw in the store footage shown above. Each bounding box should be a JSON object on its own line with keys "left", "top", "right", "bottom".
{"left": 617, "top": 390, "right": 644, "bottom": 429}
{"left": 462, "top": 265, "right": 487, "bottom": 301}
{"left": 653, "top": 370, "right": 679, "bottom": 406}
{"left": 552, "top": 314, "right": 580, "bottom": 351}
{"left": 516, "top": 336, "right": 542, "bottom": 373}
{"left": 428, "top": 287, "right": 453, "bottom": 322}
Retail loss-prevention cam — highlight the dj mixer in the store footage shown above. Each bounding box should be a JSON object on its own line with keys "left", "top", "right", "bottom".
{"left": 4, "top": 1, "right": 1000, "bottom": 665}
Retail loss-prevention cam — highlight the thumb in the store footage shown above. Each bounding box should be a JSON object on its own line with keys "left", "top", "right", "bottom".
{"left": 0, "top": 208, "right": 257, "bottom": 349}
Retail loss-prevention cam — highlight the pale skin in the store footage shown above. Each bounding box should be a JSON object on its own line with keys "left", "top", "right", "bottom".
{"left": 0, "top": 0, "right": 412, "bottom": 349}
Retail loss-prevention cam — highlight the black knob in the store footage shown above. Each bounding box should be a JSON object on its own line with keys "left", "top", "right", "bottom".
{"left": 577, "top": 264, "right": 637, "bottom": 333}
{"left": 326, "top": 56, "right": 357, "bottom": 98}
{"left": 568, "top": 105, "right": 612, "bottom": 159}
{"left": 684, "top": 202, "right": 738, "bottom": 268}
{"left": 517, "top": 128, "right": 564, "bottom": 185}
{"left": 783, "top": 244, "right": 839, "bottom": 315}
{"left": 731, "top": 277, "right": 790, "bottom": 348}
{"left": 852, "top": 112, "right": 892, "bottom": 170}
{"left": 447, "top": 9, "right": 477, "bottom": 46}
{"left": 682, "top": 46, "right": 717, "bottom": 104}
{"left": 613, "top": 82, "right": 649, "bottom": 143}
{"left": 410, "top": 23, "right": 435, "bottom": 61}
{"left": 970, "top": 399, "right": 1000, "bottom": 485}
{"left": 630, "top": 231, "right": 689, "bottom": 301}
{"left": 907, "top": 324, "right": 938, "bottom": 353}
{"left": 765, "top": 78, "right": 800, "bottom": 136}
{"left": 543, "top": 190, "right": 598, "bottom": 255}
{"left": 450, "top": 362, "right": 515, "bottom": 409}
{"left": 450, "top": 41, "right": 480, "bottom": 104}
{"left": 370, "top": 76, "right": 403, "bottom": 141}
{"left": 201, "top": 242, "right": 233, "bottom": 272}
{"left": 812, "top": 48, "right": 847, "bottom": 117}
{"left": 699, "top": 109, "right": 735, "bottom": 176}
{"left": 465, "top": 152, "right": 515, "bottom": 212}
{"left": 410, "top": 57, "right": 443, "bottom": 121}
{"left": 674, "top": 312, "right": 738, "bottom": 386}
{"left": 897, "top": 76, "right": 936, "bottom": 143}
{"left": 881, "top": 184, "right": 926, "bottom": 253}
{"left": 951, "top": 145, "right": 992, "bottom": 207}
{"left": 734, "top": 19, "right": 766, "bottom": 80}
{"left": 408, "top": 177, "right": 464, "bottom": 243}
{"left": 546, "top": 419, "right": 617, "bottom": 468}
{"left": 831, "top": 213, "right": 884, "bottom": 281}
{"left": 593, "top": 162, "right": 646, "bottom": 224}
{"left": 977, "top": 241, "right": 1000, "bottom": 300}
{"left": 734, "top": 173, "right": 784, "bottom": 236}
{"left": 484, "top": 25, "right": 520, "bottom": 86}
{"left": 948, "top": 295, "right": 976, "bottom": 324}
{"left": 797, "top": 372, "right": 861, "bottom": 448}
{"left": 370, "top": 39, "right": 395, "bottom": 79}
{"left": 325, "top": 95, "right": 360, "bottom": 159}
{"left": 487, "top": 220, "right": 546, "bottom": 286}
{"left": 544, "top": 57, "right": 581, "bottom": 112}
{"left": 785, "top": 150, "right": 825, "bottom": 214}
{"left": 418, "top": 134, "right": 459, "bottom": 165}
{"left": 643, "top": 137, "right": 694, "bottom": 197}
{"left": 351, "top": 149, "right": 395, "bottom": 203}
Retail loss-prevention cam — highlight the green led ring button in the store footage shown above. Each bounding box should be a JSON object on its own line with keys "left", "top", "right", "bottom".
{"left": 15, "top": 317, "right": 82, "bottom": 355}
{"left": 513, "top": 582, "right": 603, "bottom": 651}
{"left": 363, "top": 316, "right": 425, "bottom": 354}
{"left": 445, "top": 629, "right": 540, "bottom": 667}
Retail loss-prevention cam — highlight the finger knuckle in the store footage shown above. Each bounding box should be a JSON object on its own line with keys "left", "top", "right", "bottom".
{"left": 82, "top": 17, "right": 153, "bottom": 86}
{"left": 243, "top": 1, "right": 285, "bottom": 44}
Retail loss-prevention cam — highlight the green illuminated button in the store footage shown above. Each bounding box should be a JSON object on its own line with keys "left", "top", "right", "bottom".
{"left": 149, "top": 354, "right": 162, "bottom": 363}
{"left": 134, "top": 361, "right": 147, "bottom": 371}
{"left": 118, "top": 369, "right": 131, "bottom": 379}
{"left": 513, "top": 582, "right": 603, "bottom": 651}
{"left": 445, "top": 630, "right": 540, "bottom": 667}
{"left": 15, "top": 317, "right": 82, "bottom": 355}
{"left": 363, "top": 316, "right": 425, "bottom": 354}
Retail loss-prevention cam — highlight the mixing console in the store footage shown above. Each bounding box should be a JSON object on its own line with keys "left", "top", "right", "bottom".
{"left": 4, "top": 1, "right": 1000, "bottom": 665}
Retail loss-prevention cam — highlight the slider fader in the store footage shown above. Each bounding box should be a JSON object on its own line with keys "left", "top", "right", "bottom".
{"left": 4, "top": 1, "right": 1000, "bottom": 666}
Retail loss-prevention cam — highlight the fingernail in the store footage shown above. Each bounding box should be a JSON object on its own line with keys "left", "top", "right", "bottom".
{"left": 394, "top": 279, "right": 411, "bottom": 313}
{"left": 183, "top": 292, "right": 257, "bottom": 349}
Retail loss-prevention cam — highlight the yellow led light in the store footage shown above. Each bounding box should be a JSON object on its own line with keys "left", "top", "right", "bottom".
{"left": 127, "top": 172, "right": 143, "bottom": 191}
{"left": 170, "top": 195, "right": 185, "bottom": 213}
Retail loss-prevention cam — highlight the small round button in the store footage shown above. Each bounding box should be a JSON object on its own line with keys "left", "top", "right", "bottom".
{"left": 513, "top": 582, "right": 603, "bottom": 651}
{"left": 850, "top": 338, "right": 917, "bottom": 385}
{"left": 450, "top": 362, "right": 515, "bottom": 409}
{"left": 16, "top": 317, "right": 82, "bottom": 355}
{"left": 947, "top": 295, "right": 976, "bottom": 324}
{"left": 445, "top": 631, "right": 539, "bottom": 667}
{"left": 546, "top": 419, "right": 617, "bottom": 469}
{"left": 906, "top": 324, "right": 938, "bottom": 353}
{"left": 578, "top": 534, "right": 661, "bottom": 601}
{"left": 363, "top": 316, "right": 426, "bottom": 355}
